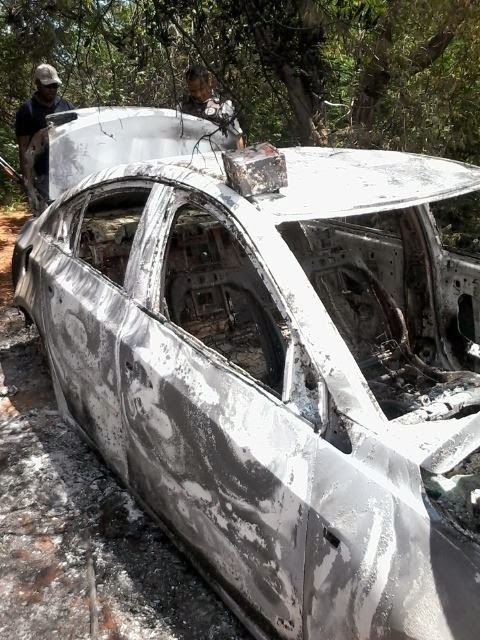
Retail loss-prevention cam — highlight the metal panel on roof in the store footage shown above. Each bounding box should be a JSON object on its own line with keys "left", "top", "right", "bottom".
{"left": 156, "top": 147, "right": 480, "bottom": 220}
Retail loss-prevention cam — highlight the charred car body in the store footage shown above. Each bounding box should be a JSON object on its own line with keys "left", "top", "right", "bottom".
{"left": 12, "top": 133, "right": 480, "bottom": 640}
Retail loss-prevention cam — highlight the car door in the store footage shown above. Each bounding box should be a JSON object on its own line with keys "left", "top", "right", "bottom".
{"left": 117, "top": 187, "right": 319, "bottom": 639}
{"left": 39, "top": 179, "right": 153, "bottom": 479}
{"left": 437, "top": 245, "right": 480, "bottom": 368}
{"left": 424, "top": 196, "right": 480, "bottom": 369}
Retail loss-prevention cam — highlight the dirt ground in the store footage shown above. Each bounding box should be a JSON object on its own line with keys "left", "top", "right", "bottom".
{"left": 0, "top": 205, "right": 250, "bottom": 639}
{"left": 0, "top": 206, "right": 29, "bottom": 306}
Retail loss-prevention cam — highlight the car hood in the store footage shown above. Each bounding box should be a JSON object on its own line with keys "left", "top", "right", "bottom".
{"left": 384, "top": 410, "right": 480, "bottom": 474}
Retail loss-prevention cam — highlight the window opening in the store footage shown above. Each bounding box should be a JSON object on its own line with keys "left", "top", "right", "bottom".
{"left": 430, "top": 191, "right": 480, "bottom": 254}
{"left": 341, "top": 211, "right": 402, "bottom": 236}
{"left": 77, "top": 188, "right": 151, "bottom": 286}
{"left": 163, "top": 207, "right": 287, "bottom": 393}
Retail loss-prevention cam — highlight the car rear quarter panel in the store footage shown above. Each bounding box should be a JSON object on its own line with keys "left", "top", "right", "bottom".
{"left": 304, "top": 432, "right": 480, "bottom": 640}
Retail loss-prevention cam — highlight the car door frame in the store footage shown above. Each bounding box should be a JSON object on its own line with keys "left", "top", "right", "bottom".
{"left": 36, "top": 177, "right": 156, "bottom": 479}
{"left": 421, "top": 202, "right": 480, "bottom": 370}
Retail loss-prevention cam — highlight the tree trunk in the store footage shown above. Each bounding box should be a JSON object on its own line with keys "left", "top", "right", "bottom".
{"left": 278, "top": 63, "right": 326, "bottom": 145}
{"left": 249, "top": 2, "right": 328, "bottom": 145}
{"left": 352, "top": 0, "right": 473, "bottom": 128}
{"left": 410, "top": 0, "right": 473, "bottom": 74}
{"left": 351, "top": 0, "right": 401, "bottom": 127}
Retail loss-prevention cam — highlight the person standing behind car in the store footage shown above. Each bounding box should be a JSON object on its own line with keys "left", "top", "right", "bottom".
{"left": 15, "top": 64, "right": 74, "bottom": 202}
{"left": 178, "top": 64, "right": 245, "bottom": 150}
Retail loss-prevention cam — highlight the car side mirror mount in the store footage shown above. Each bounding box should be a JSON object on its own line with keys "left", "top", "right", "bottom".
{"left": 282, "top": 338, "right": 326, "bottom": 432}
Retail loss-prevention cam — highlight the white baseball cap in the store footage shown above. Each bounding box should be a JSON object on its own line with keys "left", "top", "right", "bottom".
{"left": 34, "top": 64, "right": 62, "bottom": 86}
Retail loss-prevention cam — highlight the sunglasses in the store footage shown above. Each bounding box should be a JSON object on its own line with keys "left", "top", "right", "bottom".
{"left": 44, "top": 83, "right": 59, "bottom": 89}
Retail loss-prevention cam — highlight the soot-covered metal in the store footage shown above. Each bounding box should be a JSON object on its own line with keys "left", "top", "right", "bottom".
{"left": 12, "top": 146, "right": 480, "bottom": 640}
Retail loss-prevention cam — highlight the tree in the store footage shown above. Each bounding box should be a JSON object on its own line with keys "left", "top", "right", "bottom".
{"left": 351, "top": 0, "right": 476, "bottom": 129}
{"left": 1, "top": 0, "right": 480, "bottom": 191}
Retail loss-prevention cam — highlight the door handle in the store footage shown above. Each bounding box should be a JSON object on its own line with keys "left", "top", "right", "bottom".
{"left": 323, "top": 527, "right": 340, "bottom": 549}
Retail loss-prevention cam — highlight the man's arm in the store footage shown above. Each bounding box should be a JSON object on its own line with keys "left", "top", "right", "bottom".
{"left": 230, "top": 116, "right": 245, "bottom": 149}
{"left": 17, "top": 128, "right": 48, "bottom": 183}
{"left": 220, "top": 100, "right": 245, "bottom": 149}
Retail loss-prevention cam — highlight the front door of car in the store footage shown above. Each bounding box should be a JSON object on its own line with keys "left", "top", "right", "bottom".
{"left": 39, "top": 180, "right": 153, "bottom": 479}
{"left": 118, "top": 192, "right": 319, "bottom": 639}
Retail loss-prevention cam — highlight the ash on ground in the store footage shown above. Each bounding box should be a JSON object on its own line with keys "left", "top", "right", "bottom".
{"left": 0, "top": 306, "right": 250, "bottom": 640}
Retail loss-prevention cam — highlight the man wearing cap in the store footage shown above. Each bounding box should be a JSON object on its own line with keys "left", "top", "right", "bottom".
{"left": 15, "top": 64, "right": 74, "bottom": 204}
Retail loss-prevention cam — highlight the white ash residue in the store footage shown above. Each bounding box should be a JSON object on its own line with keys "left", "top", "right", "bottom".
{"left": 0, "top": 410, "right": 250, "bottom": 640}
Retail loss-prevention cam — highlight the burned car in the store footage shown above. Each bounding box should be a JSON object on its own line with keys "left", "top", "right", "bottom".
{"left": 12, "top": 146, "right": 480, "bottom": 640}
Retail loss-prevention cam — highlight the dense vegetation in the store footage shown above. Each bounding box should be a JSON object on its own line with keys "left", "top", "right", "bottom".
{"left": 1, "top": 0, "right": 480, "bottom": 206}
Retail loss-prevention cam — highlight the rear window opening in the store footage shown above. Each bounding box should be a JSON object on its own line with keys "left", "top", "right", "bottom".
{"left": 77, "top": 188, "right": 151, "bottom": 286}
{"left": 430, "top": 191, "right": 480, "bottom": 254}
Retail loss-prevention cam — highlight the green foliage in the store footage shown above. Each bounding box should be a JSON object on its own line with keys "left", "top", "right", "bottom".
{"left": 0, "top": 123, "right": 23, "bottom": 203}
{"left": 431, "top": 192, "right": 480, "bottom": 254}
{"left": 1, "top": 0, "right": 480, "bottom": 204}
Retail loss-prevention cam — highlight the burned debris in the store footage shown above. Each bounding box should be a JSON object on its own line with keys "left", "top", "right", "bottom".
{"left": 164, "top": 209, "right": 287, "bottom": 392}
{"left": 77, "top": 189, "right": 150, "bottom": 285}
{"left": 222, "top": 142, "right": 288, "bottom": 198}
{"left": 424, "top": 448, "right": 480, "bottom": 541}
{"left": 280, "top": 204, "right": 480, "bottom": 422}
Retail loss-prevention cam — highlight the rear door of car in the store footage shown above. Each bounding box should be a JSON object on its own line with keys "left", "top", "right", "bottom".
{"left": 117, "top": 183, "right": 319, "bottom": 639}
{"left": 38, "top": 179, "right": 153, "bottom": 479}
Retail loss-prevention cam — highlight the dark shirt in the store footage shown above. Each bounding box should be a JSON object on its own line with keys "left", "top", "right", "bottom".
{"left": 15, "top": 93, "right": 74, "bottom": 176}
{"left": 178, "top": 94, "right": 242, "bottom": 137}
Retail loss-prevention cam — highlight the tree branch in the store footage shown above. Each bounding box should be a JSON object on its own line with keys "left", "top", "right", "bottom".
{"left": 409, "top": 0, "right": 473, "bottom": 74}
{"left": 351, "top": 0, "right": 402, "bottom": 127}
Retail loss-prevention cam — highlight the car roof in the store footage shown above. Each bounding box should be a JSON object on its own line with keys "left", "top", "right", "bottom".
{"left": 163, "top": 147, "right": 480, "bottom": 222}
{"left": 50, "top": 147, "right": 480, "bottom": 226}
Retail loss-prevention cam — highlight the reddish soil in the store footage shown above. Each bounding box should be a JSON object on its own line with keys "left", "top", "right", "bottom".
{"left": 0, "top": 203, "right": 51, "bottom": 419}
{"left": 0, "top": 203, "right": 29, "bottom": 307}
